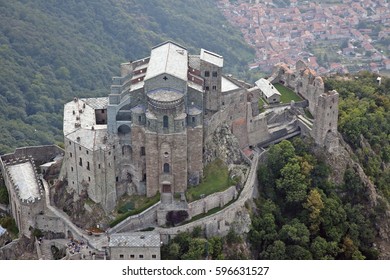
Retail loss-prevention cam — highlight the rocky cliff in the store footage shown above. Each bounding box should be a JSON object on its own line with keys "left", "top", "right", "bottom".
{"left": 323, "top": 134, "right": 390, "bottom": 259}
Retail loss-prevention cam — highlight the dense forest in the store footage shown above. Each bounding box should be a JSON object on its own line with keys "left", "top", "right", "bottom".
{"left": 325, "top": 73, "right": 390, "bottom": 203}
{"left": 251, "top": 139, "right": 378, "bottom": 259}
{"left": 0, "top": 0, "right": 255, "bottom": 154}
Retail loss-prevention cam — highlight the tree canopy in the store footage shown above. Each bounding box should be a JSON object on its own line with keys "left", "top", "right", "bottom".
{"left": 251, "top": 138, "right": 379, "bottom": 260}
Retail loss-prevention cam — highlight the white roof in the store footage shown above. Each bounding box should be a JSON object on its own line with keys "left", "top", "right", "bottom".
{"left": 221, "top": 76, "right": 240, "bottom": 92}
{"left": 63, "top": 97, "right": 108, "bottom": 137}
{"left": 144, "top": 41, "right": 188, "bottom": 82}
{"left": 255, "top": 78, "right": 281, "bottom": 98}
{"left": 109, "top": 232, "right": 161, "bottom": 248}
{"left": 200, "top": 49, "right": 223, "bottom": 67}
{"left": 7, "top": 162, "right": 40, "bottom": 201}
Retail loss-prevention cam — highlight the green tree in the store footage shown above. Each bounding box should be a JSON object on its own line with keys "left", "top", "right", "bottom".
{"left": 267, "top": 140, "right": 296, "bottom": 177}
{"left": 208, "top": 236, "right": 224, "bottom": 260}
{"left": 303, "top": 189, "right": 324, "bottom": 234}
{"left": 279, "top": 219, "right": 310, "bottom": 247}
{"left": 260, "top": 240, "right": 286, "bottom": 260}
{"left": 310, "top": 236, "right": 339, "bottom": 260}
{"left": 286, "top": 245, "right": 312, "bottom": 260}
{"left": 321, "top": 196, "right": 347, "bottom": 243}
{"left": 249, "top": 213, "right": 278, "bottom": 251}
{"left": 341, "top": 236, "right": 365, "bottom": 260}
{"left": 276, "top": 157, "right": 308, "bottom": 204}
{"left": 182, "top": 238, "right": 207, "bottom": 260}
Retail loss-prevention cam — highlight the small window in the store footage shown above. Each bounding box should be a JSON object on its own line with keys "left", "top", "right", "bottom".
{"left": 79, "top": 158, "right": 83, "bottom": 167}
{"left": 205, "top": 86, "right": 209, "bottom": 91}
{"left": 212, "top": 85, "right": 217, "bottom": 90}
{"left": 87, "top": 161, "right": 90, "bottom": 170}
{"left": 141, "top": 147, "right": 145, "bottom": 156}
{"left": 130, "top": 255, "right": 135, "bottom": 259}
{"left": 88, "top": 177, "right": 91, "bottom": 182}
{"left": 138, "top": 115, "right": 142, "bottom": 123}
{"left": 204, "top": 71, "right": 210, "bottom": 77}
{"left": 116, "top": 176, "right": 119, "bottom": 182}
{"left": 79, "top": 146, "right": 81, "bottom": 151}
{"left": 164, "top": 163, "right": 170, "bottom": 173}
{"left": 152, "top": 254, "right": 157, "bottom": 259}
{"left": 71, "top": 167, "right": 74, "bottom": 172}
{"left": 98, "top": 164, "right": 101, "bottom": 169}
{"left": 163, "top": 115, "right": 169, "bottom": 128}
{"left": 70, "top": 152, "right": 72, "bottom": 158}
{"left": 212, "top": 71, "right": 218, "bottom": 77}
{"left": 119, "top": 254, "right": 124, "bottom": 259}
{"left": 139, "top": 255, "right": 144, "bottom": 259}
{"left": 86, "top": 150, "right": 89, "bottom": 155}
{"left": 192, "top": 116, "right": 195, "bottom": 123}
{"left": 69, "top": 141, "right": 71, "bottom": 145}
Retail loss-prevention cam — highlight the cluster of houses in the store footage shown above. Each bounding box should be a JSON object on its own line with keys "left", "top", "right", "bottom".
{"left": 218, "top": 0, "right": 390, "bottom": 74}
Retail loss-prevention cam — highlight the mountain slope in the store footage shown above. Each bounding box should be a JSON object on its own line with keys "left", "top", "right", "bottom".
{"left": 0, "top": 0, "right": 255, "bottom": 153}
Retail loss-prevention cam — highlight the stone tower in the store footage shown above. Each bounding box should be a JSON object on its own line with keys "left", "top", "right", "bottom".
{"left": 312, "top": 90, "right": 339, "bottom": 149}
{"left": 200, "top": 49, "right": 223, "bottom": 115}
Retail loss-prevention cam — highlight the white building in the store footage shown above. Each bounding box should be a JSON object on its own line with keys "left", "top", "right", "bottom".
{"left": 255, "top": 78, "right": 281, "bottom": 104}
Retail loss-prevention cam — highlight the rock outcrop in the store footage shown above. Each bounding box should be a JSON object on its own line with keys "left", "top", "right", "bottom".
{"left": 203, "top": 123, "right": 244, "bottom": 165}
{"left": 0, "top": 235, "right": 37, "bottom": 260}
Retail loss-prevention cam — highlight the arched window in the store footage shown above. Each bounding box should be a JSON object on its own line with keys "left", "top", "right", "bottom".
{"left": 163, "top": 115, "right": 168, "bottom": 128}
{"left": 163, "top": 163, "right": 170, "bottom": 173}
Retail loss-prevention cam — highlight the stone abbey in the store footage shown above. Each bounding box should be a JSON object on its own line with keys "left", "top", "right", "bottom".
{"left": 63, "top": 41, "right": 338, "bottom": 213}
{"left": 1, "top": 41, "right": 339, "bottom": 258}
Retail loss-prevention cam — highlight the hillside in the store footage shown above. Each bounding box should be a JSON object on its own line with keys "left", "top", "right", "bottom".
{"left": 0, "top": 0, "right": 255, "bottom": 154}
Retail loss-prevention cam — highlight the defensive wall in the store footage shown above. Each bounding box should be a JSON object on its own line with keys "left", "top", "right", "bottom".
{"left": 158, "top": 151, "right": 262, "bottom": 243}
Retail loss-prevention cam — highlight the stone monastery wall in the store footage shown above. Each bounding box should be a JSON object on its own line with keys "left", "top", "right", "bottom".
{"left": 187, "top": 186, "right": 238, "bottom": 218}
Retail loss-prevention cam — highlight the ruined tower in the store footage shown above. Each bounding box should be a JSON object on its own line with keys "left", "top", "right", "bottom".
{"left": 312, "top": 90, "right": 339, "bottom": 149}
